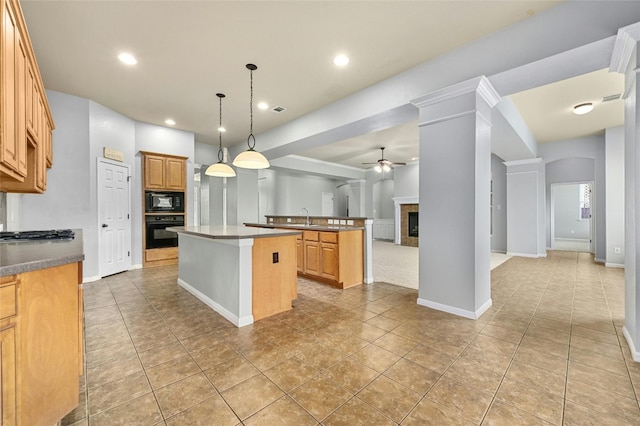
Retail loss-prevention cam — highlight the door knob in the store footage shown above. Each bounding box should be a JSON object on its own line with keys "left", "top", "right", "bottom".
{"left": 101, "top": 224, "right": 108, "bottom": 228}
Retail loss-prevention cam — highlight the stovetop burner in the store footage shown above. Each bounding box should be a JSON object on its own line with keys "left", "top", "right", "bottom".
{"left": 0, "top": 229, "right": 75, "bottom": 242}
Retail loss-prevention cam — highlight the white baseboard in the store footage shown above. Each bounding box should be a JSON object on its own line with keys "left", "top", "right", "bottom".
{"left": 605, "top": 262, "right": 624, "bottom": 269}
{"left": 623, "top": 326, "right": 640, "bottom": 363}
{"left": 364, "top": 278, "right": 374, "bottom": 284}
{"left": 555, "top": 238, "right": 590, "bottom": 242}
{"left": 129, "top": 264, "right": 143, "bottom": 270}
{"left": 417, "top": 297, "right": 492, "bottom": 320}
{"left": 82, "top": 275, "right": 101, "bottom": 284}
{"left": 491, "top": 250, "right": 507, "bottom": 254}
{"left": 595, "top": 258, "right": 605, "bottom": 264}
{"left": 177, "top": 278, "right": 253, "bottom": 327}
{"left": 506, "top": 252, "right": 543, "bottom": 258}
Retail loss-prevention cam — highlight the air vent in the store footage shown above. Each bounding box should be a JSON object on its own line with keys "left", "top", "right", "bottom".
{"left": 272, "top": 106, "right": 286, "bottom": 113}
{"left": 602, "top": 94, "right": 621, "bottom": 103}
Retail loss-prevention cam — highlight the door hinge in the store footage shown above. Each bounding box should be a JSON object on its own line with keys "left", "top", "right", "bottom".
{"left": 128, "top": 251, "right": 130, "bottom": 257}
{"left": 127, "top": 176, "right": 132, "bottom": 182}
{"left": 127, "top": 213, "right": 130, "bottom": 219}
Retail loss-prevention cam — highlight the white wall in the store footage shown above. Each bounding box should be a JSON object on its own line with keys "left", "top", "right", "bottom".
{"left": 553, "top": 184, "right": 591, "bottom": 240}
{"left": 539, "top": 135, "right": 604, "bottom": 260}
{"left": 606, "top": 126, "right": 625, "bottom": 266}
{"left": 491, "top": 154, "right": 507, "bottom": 253}
{"left": 18, "top": 91, "right": 195, "bottom": 280}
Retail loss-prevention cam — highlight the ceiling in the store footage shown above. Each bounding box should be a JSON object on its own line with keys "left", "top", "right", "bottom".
{"left": 20, "top": 1, "right": 624, "bottom": 171}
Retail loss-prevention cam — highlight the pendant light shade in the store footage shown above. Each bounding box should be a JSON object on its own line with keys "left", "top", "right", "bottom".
{"left": 206, "top": 93, "right": 236, "bottom": 177}
{"left": 233, "top": 64, "right": 270, "bottom": 169}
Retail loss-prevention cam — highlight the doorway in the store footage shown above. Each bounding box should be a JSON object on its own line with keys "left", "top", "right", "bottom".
{"left": 550, "top": 182, "right": 593, "bottom": 252}
{"left": 97, "top": 159, "right": 131, "bottom": 277}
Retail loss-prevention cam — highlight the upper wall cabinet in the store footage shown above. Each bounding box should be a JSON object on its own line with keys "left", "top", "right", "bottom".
{"left": 0, "top": 0, "right": 54, "bottom": 193}
{"left": 141, "top": 151, "right": 187, "bottom": 191}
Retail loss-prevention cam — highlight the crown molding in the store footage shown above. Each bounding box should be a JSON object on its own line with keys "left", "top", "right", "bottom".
{"left": 610, "top": 22, "right": 640, "bottom": 74}
{"left": 411, "top": 75, "right": 501, "bottom": 109}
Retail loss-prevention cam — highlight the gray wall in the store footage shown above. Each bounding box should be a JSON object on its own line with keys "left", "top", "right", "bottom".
{"left": 606, "top": 126, "right": 624, "bottom": 266}
{"left": 553, "top": 184, "right": 591, "bottom": 240}
{"left": 18, "top": 90, "right": 195, "bottom": 280}
{"left": 539, "top": 135, "right": 605, "bottom": 260}
{"left": 491, "top": 154, "right": 507, "bottom": 253}
{"left": 393, "top": 163, "right": 419, "bottom": 198}
{"left": 257, "top": 169, "right": 342, "bottom": 218}
{"left": 373, "top": 179, "right": 394, "bottom": 219}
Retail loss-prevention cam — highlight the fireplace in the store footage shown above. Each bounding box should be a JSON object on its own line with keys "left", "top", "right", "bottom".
{"left": 408, "top": 212, "right": 418, "bottom": 237}
{"left": 398, "top": 203, "right": 419, "bottom": 247}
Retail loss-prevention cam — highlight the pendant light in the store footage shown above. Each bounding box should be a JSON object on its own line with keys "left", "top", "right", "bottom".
{"left": 232, "top": 64, "right": 270, "bottom": 169}
{"left": 206, "top": 93, "right": 236, "bottom": 177}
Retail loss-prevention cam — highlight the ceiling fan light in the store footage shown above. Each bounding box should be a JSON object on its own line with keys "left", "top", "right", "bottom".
{"left": 573, "top": 102, "right": 594, "bottom": 115}
{"left": 374, "top": 164, "right": 382, "bottom": 173}
{"left": 233, "top": 149, "right": 270, "bottom": 169}
{"left": 205, "top": 162, "right": 236, "bottom": 177}
{"left": 382, "top": 164, "right": 391, "bottom": 172}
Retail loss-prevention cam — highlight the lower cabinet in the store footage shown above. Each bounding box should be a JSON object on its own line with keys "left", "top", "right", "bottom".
{"left": 296, "top": 236, "right": 304, "bottom": 273}
{"left": 0, "top": 261, "right": 83, "bottom": 426}
{"left": 1, "top": 326, "right": 16, "bottom": 426}
{"left": 299, "top": 229, "right": 363, "bottom": 288}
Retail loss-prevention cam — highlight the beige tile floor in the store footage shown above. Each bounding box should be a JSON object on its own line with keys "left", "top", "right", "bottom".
{"left": 64, "top": 251, "right": 640, "bottom": 425}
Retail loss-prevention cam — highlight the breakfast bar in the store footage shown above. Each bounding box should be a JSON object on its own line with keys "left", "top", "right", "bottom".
{"left": 168, "top": 225, "right": 301, "bottom": 327}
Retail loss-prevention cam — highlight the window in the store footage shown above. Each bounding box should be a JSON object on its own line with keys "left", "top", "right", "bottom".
{"left": 579, "top": 183, "right": 591, "bottom": 220}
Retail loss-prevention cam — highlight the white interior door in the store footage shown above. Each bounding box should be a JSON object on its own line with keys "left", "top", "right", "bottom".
{"left": 322, "top": 192, "right": 334, "bottom": 216}
{"left": 98, "top": 159, "right": 131, "bottom": 277}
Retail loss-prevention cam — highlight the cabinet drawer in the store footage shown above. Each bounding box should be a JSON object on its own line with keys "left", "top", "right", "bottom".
{"left": 320, "top": 232, "right": 338, "bottom": 243}
{"left": 145, "top": 247, "right": 178, "bottom": 262}
{"left": 303, "top": 231, "right": 319, "bottom": 242}
{"left": 0, "top": 283, "right": 17, "bottom": 320}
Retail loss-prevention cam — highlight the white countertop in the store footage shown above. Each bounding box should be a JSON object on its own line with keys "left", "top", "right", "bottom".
{"left": 167, "top": 225, "right": 301, "bottom": 240}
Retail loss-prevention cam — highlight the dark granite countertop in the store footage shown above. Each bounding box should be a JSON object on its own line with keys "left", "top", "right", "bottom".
{"left": 244, "top": 223, "right": 365, "bottom": 232}
{"left": 0, "top": 229, "right": 85, "bottom": 276}
{"left": 167, "top": 225, "right": 302, "bottom": 240}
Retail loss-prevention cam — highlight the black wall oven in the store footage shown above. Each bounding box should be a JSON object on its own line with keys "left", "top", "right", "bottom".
{"left": 145, "top": 215, "right": 184, "bottom": 249}
{"left": 145, "top": 191, "right": 184, "bottom": 213}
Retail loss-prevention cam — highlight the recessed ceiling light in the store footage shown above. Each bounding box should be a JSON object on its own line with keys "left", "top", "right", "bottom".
{"left": 164, "top": 119, "right": 176, "bottom": 126}
{"left": 411, "top": 157, "right": 419, "bottom": 161}
{"left": 257, "top": 102, "right": 269, "bottom": 110}
{"left": 573, "top": 102, "right": 594, "bottom": 115}
{"left": 333, "top": 54, "right": 350, "bottom": 67}
{"left": 217, "top": 126, "right": 226, "bottom": 132}
{"left": 117, "top": 52, "right": 137, "bottom": 65}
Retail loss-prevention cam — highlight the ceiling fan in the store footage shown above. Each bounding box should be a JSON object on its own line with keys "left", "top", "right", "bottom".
{"left": 362, "top": 147, "right": 406, "bottom": 173}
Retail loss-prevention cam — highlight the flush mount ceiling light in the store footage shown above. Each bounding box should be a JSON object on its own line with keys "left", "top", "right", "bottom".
{"left": 206, "top": 93, "right": 236, "bottom": 178}
{"left": 164, "top": 119, "right": 176, "bottom": 126}
{"left": 117, "top": 52, "right": 137, "bottom": 65}
{"left": 573, "top": 102, "right": 594, "bottom": 115}
{"left": 233, "top": 64, "right": 270, "bottom": 169}
{"left": 333, "top": 54, "right": 350, "bottom": 67}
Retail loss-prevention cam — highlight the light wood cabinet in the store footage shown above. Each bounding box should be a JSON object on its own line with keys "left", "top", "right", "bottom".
{"left": 1, "top": 326, "right": 17, "bottom": 426}
{"left": 0, "top": 262, "right": 83, "bottom": 426}
{"left": 142, "top": 152, "right": 186, "bottom": 191}
{"left": 298, "top": 229, "right": 363, "bottom": 289}
{"left": 0, "top": 0, "right": 54, "bottom": 193}
{"left": 296, "top": 235, "right": 304, "bottom": 273}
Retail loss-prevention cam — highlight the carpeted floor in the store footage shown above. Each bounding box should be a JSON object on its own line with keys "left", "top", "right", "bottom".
{"left": 372, "top": 240, "right": 511, "bottom": 290}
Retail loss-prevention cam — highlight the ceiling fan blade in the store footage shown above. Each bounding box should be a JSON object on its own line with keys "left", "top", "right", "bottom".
{"left": 391, "top": 162, "right": 407, "bottom": 166}
{"left": 361, "top": 162, "right": 379, "bottom": 165}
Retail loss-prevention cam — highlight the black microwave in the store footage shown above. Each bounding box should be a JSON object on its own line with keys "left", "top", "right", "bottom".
{"left": 145, "top": 191, "right": 184, "bottom": 213}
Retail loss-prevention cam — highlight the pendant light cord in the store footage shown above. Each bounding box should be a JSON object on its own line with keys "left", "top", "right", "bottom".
{"left": 216, "top": 93, "right": 226, "bottom": 163}
{"left": 247, "top": 64, "right": 257, "bottom": 150}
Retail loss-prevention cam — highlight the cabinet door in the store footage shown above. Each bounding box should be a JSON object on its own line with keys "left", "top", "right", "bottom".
{"left": 25, "top": 62, "right": 35, "bottom": 136}
{"left": 15, "top": 29, "right": 27, "bottom": 177}
{"left": 144, "top": 155, "right": 166, "bottom": 189}
{"left": 296, "top": 238, "right": 304, "bottom": 273}
{"left": 304, "top": 241, "right": 320, "bottom": 275}
{"left": 45, "top": 117, "right": 52, "bottom": 168}
{"left": 320, "top": 242, "right": 338, "bottom": 280}
{"left": 1, "top": 326, "right": 17, "bottom": 426}
{"left": 165, "top": 157, "right": 185, "bottom": 190}
{"left": 1, "top": 2, "right": 20, "bottom": 178}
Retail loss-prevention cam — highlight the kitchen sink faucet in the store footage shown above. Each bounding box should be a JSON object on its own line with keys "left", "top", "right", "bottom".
{"left": 300, "top": 208, "right": 310, "bottom": 226}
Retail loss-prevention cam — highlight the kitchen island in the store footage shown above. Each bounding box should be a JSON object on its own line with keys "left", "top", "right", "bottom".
{"left": 0, "top": 230, "right": 84, "bottom": 426}
{"left": 246, "top": 217, "right": 371, "bottom": 289}
{"left": 168, "top": 225, "right": 301, "bottom": 327}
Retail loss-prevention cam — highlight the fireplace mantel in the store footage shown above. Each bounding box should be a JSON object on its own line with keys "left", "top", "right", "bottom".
{"left": 392, "top": 197, "right": 419, "bottom": 245}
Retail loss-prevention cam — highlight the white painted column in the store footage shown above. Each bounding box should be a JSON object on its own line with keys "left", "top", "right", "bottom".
{"left": 605, "top": 127, "right": 625, "bottom": 267}
{"left": 611, "top": 22, "right": 640, "bottom": 362}
{"left": 412, "top": 76, "right": 499, "bottom": 319}
{"left": 364, "top": 219, "right": 374, "bottom": 284}
{"left": 348, "top": 179, "right": 366, "bottom": 217}
{"left": 504, "top": 159, "right": 546, "bottom": 258}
